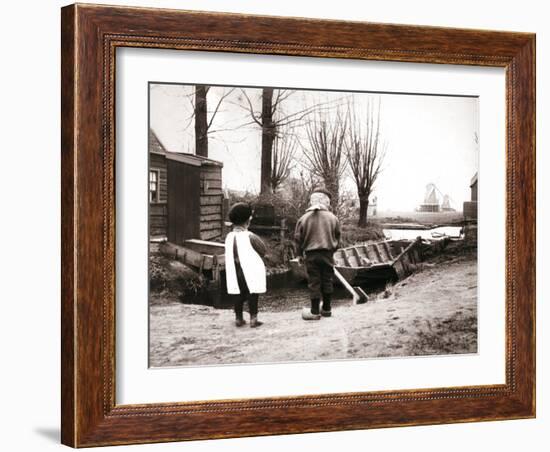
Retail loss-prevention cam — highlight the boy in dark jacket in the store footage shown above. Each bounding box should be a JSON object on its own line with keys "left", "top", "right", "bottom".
{"left": 294, "top": 189, "right": 341, "bottom": 320}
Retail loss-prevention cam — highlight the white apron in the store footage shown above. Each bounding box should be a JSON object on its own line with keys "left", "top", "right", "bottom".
{"left": 225, "top": 230, "right": 266, "bottom": 295}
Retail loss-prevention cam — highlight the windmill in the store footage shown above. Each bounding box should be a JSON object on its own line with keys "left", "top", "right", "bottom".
{"left": 417, "top": 183, "right": 456, "bottom": 212}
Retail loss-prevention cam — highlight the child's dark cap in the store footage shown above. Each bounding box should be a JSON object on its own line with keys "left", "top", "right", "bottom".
{"left": 229, "top": 202, "right": 253, "bottom": 225}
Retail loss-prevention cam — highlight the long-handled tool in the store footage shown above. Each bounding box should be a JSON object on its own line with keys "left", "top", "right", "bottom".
{"left": 333, "top": 267, "right": 369, "bottom": 305}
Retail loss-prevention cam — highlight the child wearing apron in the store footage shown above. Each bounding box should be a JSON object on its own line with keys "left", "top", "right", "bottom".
{"left": 225, "top": 203, "right": 267, "bottom": 327}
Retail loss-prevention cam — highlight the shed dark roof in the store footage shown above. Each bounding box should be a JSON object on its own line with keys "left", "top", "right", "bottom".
{"left": 149, "top": 128, "right": 223, "bottom": 167}
{"left": 165, "top": 151, "right": 223, "bottom": 168}
{"left": 149, "top": 129, "right": 167, "bottom": 155}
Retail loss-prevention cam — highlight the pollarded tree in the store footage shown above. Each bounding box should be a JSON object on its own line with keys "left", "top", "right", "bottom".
{"left": 302, "top": 108, "right": 349, "bottom": 209}
{"left": 346, "top": 98, "right": 386, "bottom": 227}
{"left": 270, "top": 130, "right": 299, "bottom": 192}
{"left": 240, "top": 89, "right": 334, "bottom": 193}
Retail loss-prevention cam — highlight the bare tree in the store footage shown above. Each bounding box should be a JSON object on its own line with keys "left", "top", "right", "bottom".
{"left": 194, "top": 86, "right": 209, "bottom": 157}
{"left": 191, "top": 85, "right": 235, "bottom": 157}
{"left": 270, "top": 131, "right": 299, "bottom": 192}
{"left": 302, "top": 108, "right": 349, "bottom": 209}
{"left": 239, "top": 89, "right": 337, "bottom": 194}
{"left": 346, "top": 98, "right": 386, "bottom": 227}
{"left": 260, "top": 88, "right": 276, "bottom": 192}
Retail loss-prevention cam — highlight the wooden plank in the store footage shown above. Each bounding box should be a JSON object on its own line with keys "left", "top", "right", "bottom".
{"left": 365, "top": 245, "right": 378, "bottom": 263}
{"left": 393, "top": 260, "right": 405, "bottom": 279}
{"left": 372, "top": 244, "right": 383, "bottom": 263}
{"left": 200, "top": 221, "right": 222, "bottom": 231}
{"left": 202, "top": 190, "right": 224, "bottom": 197}
{"left": 149, "top": 203, "right": 167, "bottom": 215}
{"left": 201, "top": 167, "right": 221, "bottom": 175}
{"left": 200, "top": 177, "right": 222, "bottom": 186}
{"left": 200, "top": 180, "right": 222, "bottom": 189}
{"left": 383, "top": 241, "right": 394, "bottom": 259}
{"left": 201, "top": 195, "right": 223, "bottom": 206}
{"left": 184, "top": 239, "right": 225, "bottom": 255}
{"left": 202, "top": 189, "right": 224, "bottom": 196}
{"left": 150, "top": 217, "right": 167, "bottom": 227}
{"left": 200, "top": 173, "right": 222, "bottom": 182}
{"left": 350, "top": 248, "right": 361, "bottom": 267}
{"left": 201, "top": 229, "right": 222, "bottom": 241}
{"left": 159, "top": 242, "right": 214, "bottom": 270}
{"left": 341, "top": 250, "right": 352, "bottom": 267}
{"left": 201, "top": 205, "right": 222, "bottom": 215}
{"left": 200, "top": 213, "right": 222, "bottom": 222}
{"left": 378, "top": 243, "right": 389, "bottom": 262}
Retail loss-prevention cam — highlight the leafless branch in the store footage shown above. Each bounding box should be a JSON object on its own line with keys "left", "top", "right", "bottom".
{"left": 345, "top": 96, "right": 386, "bottom": 225}
{"left": 301, "top": 106, "right": 349, "bottom": 208}
{"left": 271, "top": 129, "right": 299, "bottom": 191}
{"left": 206, "top": 88, "right": 236, "bottom": 131}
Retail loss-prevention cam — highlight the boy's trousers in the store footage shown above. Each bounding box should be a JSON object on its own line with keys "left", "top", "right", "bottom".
{"left": 304, "top": 249, "right": 335, "bottom": 299}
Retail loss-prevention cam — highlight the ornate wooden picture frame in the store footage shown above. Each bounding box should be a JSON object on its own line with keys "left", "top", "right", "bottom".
{"left": 61, "top": 3, "right": 535, "bottom": 447}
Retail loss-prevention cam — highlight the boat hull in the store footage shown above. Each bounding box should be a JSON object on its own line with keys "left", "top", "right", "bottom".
{"left": 290, "top": 237, "right": 442, "bottom": 286}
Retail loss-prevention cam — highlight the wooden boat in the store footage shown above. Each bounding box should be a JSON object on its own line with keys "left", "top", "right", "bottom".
{"left": 290, "top": 237, "right": 441, "bottom": 286}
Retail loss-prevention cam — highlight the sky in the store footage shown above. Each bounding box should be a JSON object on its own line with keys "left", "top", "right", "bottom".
{"left": 150, "top": 83, "right": 479, "bottom": 212}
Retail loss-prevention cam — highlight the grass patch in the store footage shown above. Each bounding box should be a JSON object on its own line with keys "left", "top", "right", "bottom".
{"left": 340, "top": 221, "right": 386, "bottom": 247}
{"left": 408, "top": 311, "right": 477, "bottom": 356}
{"left": 149, "top": 253, "right": 206, "bottom": 302}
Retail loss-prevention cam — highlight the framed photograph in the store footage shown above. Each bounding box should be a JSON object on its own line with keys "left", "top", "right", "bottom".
{"left": 61, "top": 3, "right": 535, "bottom": 447}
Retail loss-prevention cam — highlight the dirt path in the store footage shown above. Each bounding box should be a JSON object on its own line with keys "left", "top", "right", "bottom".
{"left": 149, "top": 255, "right": 477, "bottom": 367}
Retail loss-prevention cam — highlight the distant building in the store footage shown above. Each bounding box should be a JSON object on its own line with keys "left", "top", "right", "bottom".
{"left": 463, "top": 172, "right": 478, "bottom": 220}
{"left": 470, "top": 172, "right": 478, "bottom": 202}
{"left": 368, "top": 196, "right": 378, "bottom": 217}
{"left": 441, "top": 194, "right": 455, "bottom": 212}
{"left": 149, "top": 129, "right": 224, "bottom": 242}
{"left": 417, "top": 183, "right": 440, "bottom": 212}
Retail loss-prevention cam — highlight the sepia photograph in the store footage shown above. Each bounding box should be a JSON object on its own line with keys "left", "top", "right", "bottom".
{"left": 148, "top": 82, "right": 479, "bottom": 368}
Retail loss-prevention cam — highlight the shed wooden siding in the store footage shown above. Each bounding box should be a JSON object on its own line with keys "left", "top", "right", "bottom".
{"left": 150, "top": 203, "right": 167, "bottom": 236}
{"left": 199, "top": 164, "right": 223, "bottom": 241}
{"left": 464, "top": 173, "right": 478, "bottom": 220}
{"left": 471, "top": 180, "right": 478, "bottom": 202}
{"left": 150, "top": 153, "right": 168, "bottom": 202}
{"left": 148, "top": 145, "right": 224, "bottom": 241}
{"left": 149, "top": 153, "right": 168, "bottom": 236}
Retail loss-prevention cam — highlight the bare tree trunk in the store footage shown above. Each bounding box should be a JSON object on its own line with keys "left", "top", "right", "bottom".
{"left": 261, "top": 88, "right": 275, "bottom": 194}
{"left": 195, "top": 85, "right": 209, "bottom": 157}
{"left": 325, "top": 178, "right": 340, "bottom": 212}
{"left": 358, "top": 196, "right": 369, "bottom": 227}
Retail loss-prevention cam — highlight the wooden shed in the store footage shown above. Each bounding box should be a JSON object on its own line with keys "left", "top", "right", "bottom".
{"left": 149, "top": 130, "right": 169, "bottom": 237}
{"left": 463, "top": 172, "right": 478, "bottom": 220}
{"left": 165, "top": 152, "right": 224, "bottom": 245}
{"left": 149, "top": 129, "right": 224, "bottom": 242}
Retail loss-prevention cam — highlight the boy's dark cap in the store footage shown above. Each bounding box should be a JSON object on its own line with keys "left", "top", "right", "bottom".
{"left": 229, "top": 202, "right": 253, "bottom": 225}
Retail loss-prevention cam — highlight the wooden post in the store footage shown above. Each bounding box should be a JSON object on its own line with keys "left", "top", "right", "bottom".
{"left": 280, "top": 218, "right": 286, "bottom": 241}
{"left": 212, "top": 255, "right": 220, "bottom": 282}
{"left": 221, "top": 197, "right": 229, "bottom": 237}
